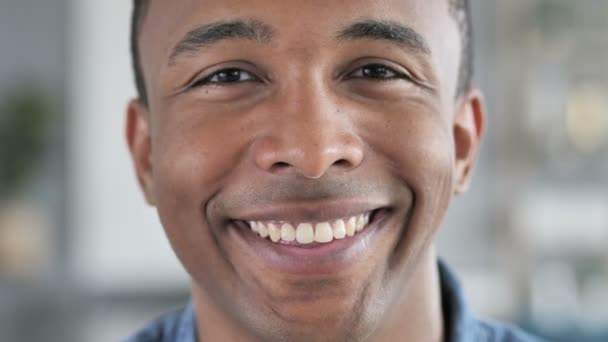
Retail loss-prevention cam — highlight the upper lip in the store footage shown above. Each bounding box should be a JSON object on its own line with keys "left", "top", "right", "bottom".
{"left": 231, "top": 199, "right": 388, "bottom": 223}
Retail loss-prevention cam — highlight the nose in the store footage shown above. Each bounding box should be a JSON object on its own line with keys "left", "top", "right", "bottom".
{"left": 252, "top": 91, "right": 364, "bottom": 179}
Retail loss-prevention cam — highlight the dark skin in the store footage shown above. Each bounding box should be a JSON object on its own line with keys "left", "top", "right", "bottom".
{"left": 126, "top": 0, "right": 485, "bottom": 341}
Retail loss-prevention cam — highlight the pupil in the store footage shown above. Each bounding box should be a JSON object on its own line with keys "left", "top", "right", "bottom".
{"left": 363, "top": 66, "right": 387, "bottom": 78}
{"left": 219, "top": 69, "right": 240, "bottom": 82}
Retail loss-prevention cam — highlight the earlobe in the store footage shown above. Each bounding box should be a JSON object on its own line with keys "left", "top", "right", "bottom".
{"left": 126, "top": 99, "right": 156, "bottom": 205}
{"left": 453, "top": 89, "right": 486, "bottom": 194}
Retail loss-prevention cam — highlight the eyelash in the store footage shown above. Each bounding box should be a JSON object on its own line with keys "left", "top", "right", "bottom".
{"left": 190, "top": 64, "right": 412, "bottom": 88}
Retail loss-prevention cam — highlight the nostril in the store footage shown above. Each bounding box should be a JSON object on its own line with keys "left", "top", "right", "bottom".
{"left": 271, "top": 161, "right": 291, "bottom": 171}
{"left": 333, "top": 159, "right": 351, "bottom": 168}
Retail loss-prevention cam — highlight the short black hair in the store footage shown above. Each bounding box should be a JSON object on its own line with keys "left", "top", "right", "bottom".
{"left": 130, "top": 0, "right": 472, "bottom": 104}
{"left": 449, "top": 0, "right": 473, "bottom": 97}
{"left": 131, "top": 0, "right": 150, "bottom": 105}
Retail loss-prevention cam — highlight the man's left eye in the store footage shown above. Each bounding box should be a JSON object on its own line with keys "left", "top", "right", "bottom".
{"left": 347, "top": 64, "right": 409, "bottom": 81}
{"left": 192, "top": 68, "right": 258, "bottom": 88}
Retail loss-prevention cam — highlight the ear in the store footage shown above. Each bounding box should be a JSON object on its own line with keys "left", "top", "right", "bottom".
{"left": 126, "top": 99, "right": 156, "bottom": 205}
{"left": 453, "top": 89, "right": 486, "bottom": 194}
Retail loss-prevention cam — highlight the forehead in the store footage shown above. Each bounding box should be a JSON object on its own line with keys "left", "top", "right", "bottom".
{"left": 142, "top": 0, "right": 452, "bottom": 50}
{"left": 139, "top": 0, "right": 460, "bottom": 100}
{"left": 144, "top": 0, "right": 449, "bottom": 28}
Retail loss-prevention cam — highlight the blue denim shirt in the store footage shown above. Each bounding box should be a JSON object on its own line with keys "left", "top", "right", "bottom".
{"left": 125, "top": 261, "right": 544, "bottom": 342}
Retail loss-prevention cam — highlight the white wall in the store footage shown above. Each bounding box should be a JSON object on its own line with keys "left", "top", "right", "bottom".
{"left": 68, "top": 0, "right": 188, "bottom": 292}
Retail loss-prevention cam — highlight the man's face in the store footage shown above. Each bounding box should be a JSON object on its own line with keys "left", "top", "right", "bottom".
{"left": 128, "top": 0, "right": 483, "bottom": 340}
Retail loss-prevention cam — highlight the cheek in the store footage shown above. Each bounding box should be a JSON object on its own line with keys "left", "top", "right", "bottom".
{"left": 152, "top": 109, "right": 248, "bottom": 206}
{"left": 367, "top": 105, "right": 454, "bottom": 196}
{"left": 149, "top": 110, "right": 248, "bottom": 277}
{"left": 405, "top": 119, "right": 454, "bottom": 232}
{"left": 367, "top": 107, "right": 455, "bottom": 266}
{"left": 401, "top": 121, "right": 454, "bottom": 198}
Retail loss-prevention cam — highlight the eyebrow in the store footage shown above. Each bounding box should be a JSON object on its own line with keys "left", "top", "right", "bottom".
{"left": 168, "top": 19, "right": 274, "bottom": 65}
{"left": 337, "top": 20, "right": 431, "bottom": 55}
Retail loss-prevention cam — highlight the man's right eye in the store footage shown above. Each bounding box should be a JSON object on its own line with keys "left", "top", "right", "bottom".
{"left": 346, "top": 64, "right": 413, "bottom": 82}
{"left": 192, "top": 68, "right": 258, "bottom": 87}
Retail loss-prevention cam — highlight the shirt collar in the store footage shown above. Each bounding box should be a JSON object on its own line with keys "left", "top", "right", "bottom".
{"left": 175, "top": 302, "right": 197, "bottom": 342}
{"left": 439, "top": 259, "right": 480, "bottom": 342}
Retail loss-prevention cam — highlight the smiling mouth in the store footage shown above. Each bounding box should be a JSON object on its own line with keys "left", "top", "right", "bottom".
{"left": 245, "top": 211, "right": 373, "bottom": 245}
{"left": 228, "top": 208, "right": 391, "bottom": 274}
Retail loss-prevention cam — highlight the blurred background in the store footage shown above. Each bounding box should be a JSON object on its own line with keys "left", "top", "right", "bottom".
{"left": 0, "top": 0, "right": 607, "bottom": 341}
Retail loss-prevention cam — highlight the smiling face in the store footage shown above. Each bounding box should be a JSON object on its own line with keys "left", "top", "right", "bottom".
{"left": 127, "top": 0, "right": 485, "bottom": 341}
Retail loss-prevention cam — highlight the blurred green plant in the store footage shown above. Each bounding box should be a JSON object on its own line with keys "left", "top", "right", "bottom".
{"left": 531, "top": 1, "right": 574, "bottom": 38}
{"left": 0, "top": 85, "right": 54, "bottom": 198}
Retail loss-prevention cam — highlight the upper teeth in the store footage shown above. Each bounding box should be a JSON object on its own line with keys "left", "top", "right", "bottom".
{"left": 248, "top": 213, "right": 371, "bottom": 244}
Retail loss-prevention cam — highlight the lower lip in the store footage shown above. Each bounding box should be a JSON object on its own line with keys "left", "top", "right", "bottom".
{"left": 230, "top": 209, "right": 391, "bottom": 275}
